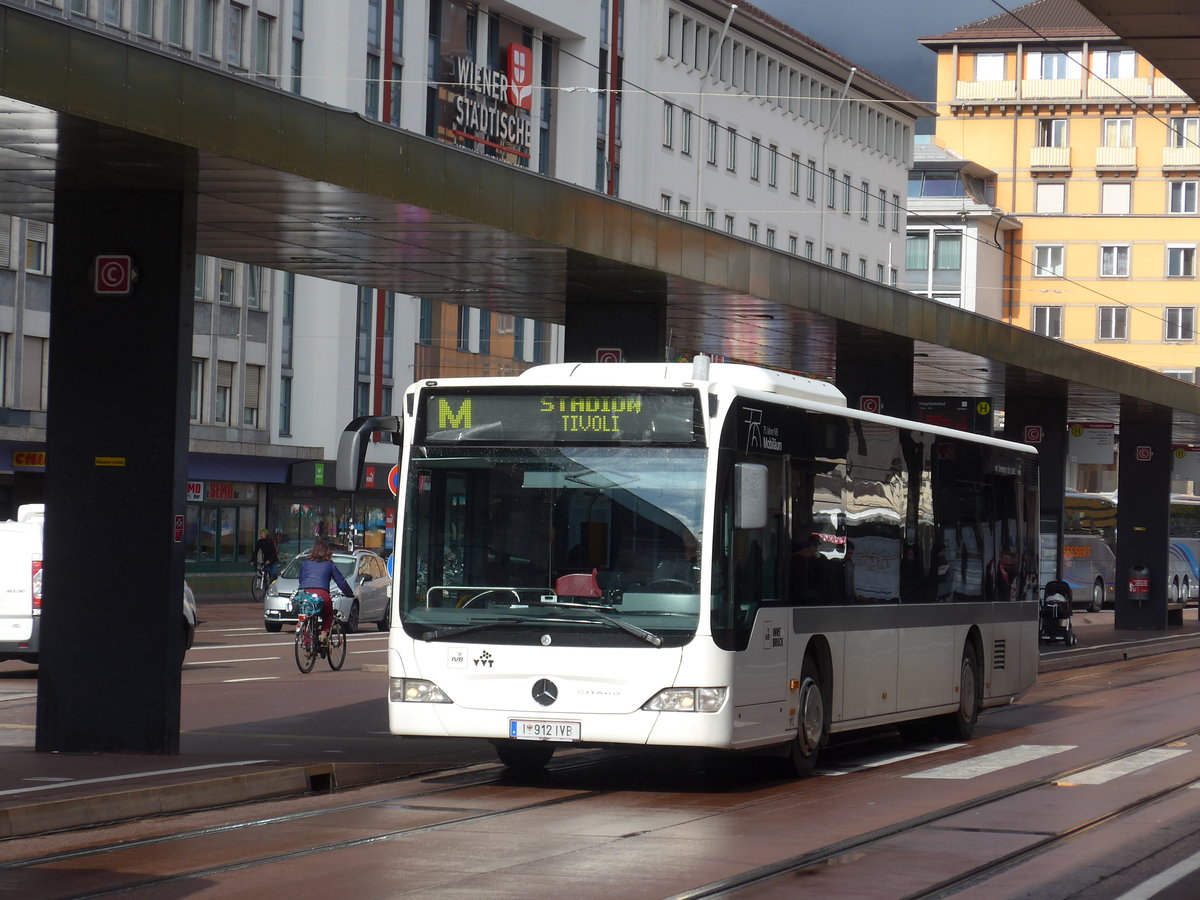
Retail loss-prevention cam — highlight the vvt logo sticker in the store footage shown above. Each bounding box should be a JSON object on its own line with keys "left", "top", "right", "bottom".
{"left": 474, "top": 650, "right": 494, "bottom": 668}
{"left": 507, "top": 43, "right": 532, "bottom": 110}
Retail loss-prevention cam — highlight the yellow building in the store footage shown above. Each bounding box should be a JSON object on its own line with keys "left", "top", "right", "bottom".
{"left": 921, "top": 0, "right": 1200, "bottom": 381}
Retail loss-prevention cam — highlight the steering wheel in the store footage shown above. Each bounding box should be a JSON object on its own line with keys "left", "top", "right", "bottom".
{"left": 457, "top": 588, "right": 521, "bottom": 608}
{"left": 645, "top": 579, "right": 694, "bottom": 593}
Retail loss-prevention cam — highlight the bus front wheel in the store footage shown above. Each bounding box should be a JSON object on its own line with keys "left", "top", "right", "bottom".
{"left": 787, "top": 656, "right": 827, "bottom": 776}
{"left": 936, "top": 643, "right": 981, "bottom": 741}
{"left": 1090, "top": 579, "right": 1105, "bottom": 612}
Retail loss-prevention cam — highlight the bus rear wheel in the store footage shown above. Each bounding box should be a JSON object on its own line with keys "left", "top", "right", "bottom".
{"left": 936, "top": 643, "right": 981, "bottom": 741}
{"left": 1090, "top": 579, "right": 1105, "bottom": 612}
{"left": 492, "top": 740, "right": 555, "bottom": 773}
{"left": 786, "top": 656, "right": 827, "bottom": 776}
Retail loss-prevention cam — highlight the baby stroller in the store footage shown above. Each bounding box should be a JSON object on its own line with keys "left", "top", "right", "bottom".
{"left": 1040, "top": 579, "right": 1078, "bottom": 645}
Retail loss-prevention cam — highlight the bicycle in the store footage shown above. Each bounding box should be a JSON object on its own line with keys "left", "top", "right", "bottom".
{"left": 250, "top": 562, "right": 269, "bottom": 603}
{"left": 293, "top": 591, "right": 347, "bottom": 674}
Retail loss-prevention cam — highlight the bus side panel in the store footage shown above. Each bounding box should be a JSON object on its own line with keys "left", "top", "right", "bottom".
{"left": 730, "top": 609, "right": 791, "bottom": 746}
{"left": 985, "top": 616, "right": 1038, "bottom": 701}
{"left": 839, "top": 627, "right": 898, "bottom": 720}
{"left": 897, "top": 625, "right": 955, "bottom": 711}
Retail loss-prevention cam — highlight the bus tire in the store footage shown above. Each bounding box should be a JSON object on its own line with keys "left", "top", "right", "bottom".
{"left": 936, "top": 643, "right": 981, "bottom": 741}
{"left": 1091, "top": 579, "right": 1104, "bottom": 612}
{"left": 492, "top": 739, "right": 555, "bottom": 773}
{"left": 786, "top": 656, "right": 827, "bottom": 776}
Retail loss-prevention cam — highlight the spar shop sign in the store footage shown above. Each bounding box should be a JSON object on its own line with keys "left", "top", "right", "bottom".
{"left": 440, "top": 44, "right": 534, "bottom": 164}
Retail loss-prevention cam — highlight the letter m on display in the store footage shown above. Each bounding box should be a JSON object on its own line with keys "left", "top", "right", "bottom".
{"left": 507, "top": 44, "right": 532, "bottom": 110}
{"left": 438, "top": 398, "right": 472, "bottom": 429}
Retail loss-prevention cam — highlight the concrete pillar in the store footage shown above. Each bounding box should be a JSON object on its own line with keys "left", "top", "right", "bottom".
{"left": 1002, "top": 376, "right": 1068, "bottom": 584}
{"left": 1114, "top": 399, "right": 1172, "bottom": 630}
{"left": 36, "top": 133, "right": 196, "bottom": 753}
{"left": 563, "top": 252, "right": 667, "bottom": 363}
{"left": 834, "top": 322, "right": 913, "bottom": 420}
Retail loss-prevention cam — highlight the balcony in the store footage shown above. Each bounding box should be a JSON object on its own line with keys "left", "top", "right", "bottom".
{"left": 1164, "top": 146, "right": 1200, "bottom": 169}
{"left": 1155, "top": 77, "right": 1189, "bottom": 99}
{"left": 955, "top": 80, "right": 1017, "bottom": 101}
{"left": 1095, "top": 146, "right": 1137, "bottom": 170}
{"left": 1021, "top": 78, "right": 1083, "bottom": 100}
{"left": 1030, "top": 146, "right": 1071, "bottom": 170}
{"left": 1087, "top": 77, "right": 1151, "bottom": 99}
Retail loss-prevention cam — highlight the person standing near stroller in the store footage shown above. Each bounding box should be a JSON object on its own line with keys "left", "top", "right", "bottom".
{"left": 298, "top": 541, "right": 354, "bottom": 643}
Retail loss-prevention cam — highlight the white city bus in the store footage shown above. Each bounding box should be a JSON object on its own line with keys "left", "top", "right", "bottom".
{"left": 337, "top": 359, "right": 1040, "bottom": 773}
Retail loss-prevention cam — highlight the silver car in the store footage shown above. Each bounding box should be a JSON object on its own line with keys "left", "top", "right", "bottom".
{"left": 263, "top": 548, "right": 391, "bottom": 634}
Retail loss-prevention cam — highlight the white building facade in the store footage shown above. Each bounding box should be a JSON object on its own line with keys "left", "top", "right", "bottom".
{"left": 0, "top": 0, "right": 922, "bottom": 578}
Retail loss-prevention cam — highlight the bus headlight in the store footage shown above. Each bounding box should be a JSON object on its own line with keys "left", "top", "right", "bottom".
{"left": 642, "top": 687, "right": 727, "bottom": 712}
{"left": 390, "top": 677, "right": 452, "bottom": 703}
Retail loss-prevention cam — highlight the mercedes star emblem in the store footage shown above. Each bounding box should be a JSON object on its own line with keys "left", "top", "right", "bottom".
{"left": 532, "top": 678, "right": 558, "bottom": 707}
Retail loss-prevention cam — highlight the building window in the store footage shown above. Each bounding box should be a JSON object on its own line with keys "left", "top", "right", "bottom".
{"left": 748, "top": 222, "right": 759, "bottom": 242}
{"left": 825, "top": 247, "right": 834, "bottom": 266}
{"left": 1166, "top": 307, "right": 1196, "bottom": 341}
{"left": 724, "top": 214, "right": 735, "bottom": 234}
{"left": 1098, "top": 307, "right": 1128, "bottom": 340}
{"left": 24, "top": 222, "right": 47, "bottom": 274}
{"left": 678, "top": 199, "right": 690, "bottom": 220}
{"left": 1033, "top": 306, "right": 1063, "bottom": 338}
{"left": 243, "top": 364, "right": 263, "bottom": 428}
{"left": 227, "top": 3, "right": 246, "bottom": 67}
{"left": 190, "top": 360, "right": 204, "bottom": 422}
{"left": 749, "top": 137, "right": 760, "bottom": 180}
{"left": 1101, "top": 182, "right": 1131, "bottom": 215}
{"left": 418, "top": 298, "right": 433, "bottom": 346}
{"left": 842, "top": 174, "right": 851, "bottom": 213}
{"left": 892, "top": 194, "right": 901, "bottom": 231}
{"left": 975, "top": 52, "right": 1004, "bottom": 80}
{"left": 215, "top": 361, "right": 233, "bottom": 424}
{"left": 660, "top": 194, "right": 672, "bottom": 214}
{"left": 478, "top": 309, "right": 490, "bottom": 356}
{"left": 662, "top": 101, "right": 674, "bottom": 148}
{"left": 1038, "top": 52, "right": 1072, "bottom": 80}
{"left": 1164, "top": 369, "right": 1197, "bottom": 383}
{"left": 878, "top": 188, "right": 887, "bottom": 226}
{"left": 1034, "top": 245, "right": 1064, "bottom": 277}
{"left": 1037, "top": 119, "right": 1067, "bottom": 148}
{"left": 826, "top": 168, "right": 836, "bottom": 208}
{"left": 726, "top": 128, "right": 737, "bottom": 172}
{"left": 858, "top": 257, "right": 867, "bottom": 277}
{"left": 246, "top": 265, "right": 263, "bottom": 309}
{"left": 860, "top": 181, "right": 870, "bottom": 220}
{"left": 1168, "top": 246, "right": 1197, "bottom": 277}
{"left": 103, "top": 0, "right": 120, "bottom": 26}
{"left": 906, "top": 232, "right": 929, "bottom": 273}
{"left": 1169, "top": 181, "right": 1198, "bottom": 214}
{"left": 681, "top": 109, "right": 692, "bottom": 155}
{"left": 194, "top": 255, "right": 207, "bottom": 299}
{"left": 806, "top": 159, "right": 817, "bottom": 202}
{"left": 788, "top": 235, "right": 798, "bottom": 254}
{"left": 768, "top": 145, "right": 778, "bottom": 187}
{"left": 218, "top": 265, "right": 234, "bottom": 304}
{"left": 278, "top": 375, "right": 292, "bottom": 436}
{"left": 804, "top": 240, "right": 814, "bottom": 259}
{"left": 876, "top": 263, "right": 885, "bottom": 282}
{"left": 840, "top": 252, "right": 849, "bottom": 270}
{"left": 1102, "top": 117, "right": 1133, "bottom": 148}
{"left": 255, "top": 13, "right": 273, "bottom": 77}
{"left": 1169, "top": 117, "right": 1199, "bottom": 148}
{"left": 706, "top": 119, "right": 718, "bottom": 164}
{"left": 365, "top": 53, "right": 381, "bottom": 119}
{"left": 706, "top": 209, "right": 716, "bottom": 228}
{"left": 513, "top": 316, "right": 525, "bottom": 361}
{"left": 1100, "top": 244, "right": 1130, "bottom": 277}
{"left": 134, "top": 0, "right": 153, "bottom": 37}
{"left": 766, "top": 228, "right": 776, "bottom": 248}
{"left": 167, "top": 0, "right": 185, "bottom": 46}
{"left": 281, "top": 274, "right": 294, "bottom": 367}
{"left": 1035, "top": 182, "right": 1065, "bottom": 213}
{"left": 198, "top": 0, "right": 216, "bottom": 56}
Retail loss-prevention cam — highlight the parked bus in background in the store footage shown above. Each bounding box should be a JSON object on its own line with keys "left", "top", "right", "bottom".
{"left": 1057, "top": 491, "right": 1200, "bottom": 608}
{"left": 337, "top": 359, "right": 1040, "bottom": 774}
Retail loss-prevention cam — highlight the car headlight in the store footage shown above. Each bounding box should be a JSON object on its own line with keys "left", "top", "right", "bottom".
{"left": 266, "top": 583, "right": 278, "bottom": 598}
{"left": 390, "top": 678, "right": 453, "bottom": 703}
{"left": 642, "top": 687, "right": 727, "bottom": 712}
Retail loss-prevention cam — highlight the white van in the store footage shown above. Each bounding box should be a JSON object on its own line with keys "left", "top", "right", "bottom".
{"left": 0, "top": 504, "right": 44, "bottom": 664}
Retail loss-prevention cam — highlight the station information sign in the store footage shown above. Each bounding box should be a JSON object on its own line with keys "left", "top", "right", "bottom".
{"left": 421, "top": 390, "right": 700, "bottom": 444}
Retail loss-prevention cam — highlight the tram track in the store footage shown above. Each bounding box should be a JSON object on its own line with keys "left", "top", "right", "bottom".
{"left": 667, "top": 726, "right": 1200, "bottom": 898}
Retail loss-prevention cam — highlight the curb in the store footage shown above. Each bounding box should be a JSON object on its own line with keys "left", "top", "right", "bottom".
{"left": 0, "top": 761, "right": 424, "bottom": 840}
{"left": 1038, "top": 632, "right": 1200, "bottom": 673}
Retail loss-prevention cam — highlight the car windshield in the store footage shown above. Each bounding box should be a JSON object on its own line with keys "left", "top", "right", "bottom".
{"left": 398, "top": 446, "right": 708, "bottom": 647}
{"left": 279, "top": 553, "right": 357, "bottom": 581}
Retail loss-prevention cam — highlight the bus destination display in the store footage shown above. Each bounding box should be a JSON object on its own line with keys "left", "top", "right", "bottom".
{"left": 423, "top": 391, "right": 698, "bottom": 443}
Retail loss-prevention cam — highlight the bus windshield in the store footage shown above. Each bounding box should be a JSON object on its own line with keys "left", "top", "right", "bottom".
{"left": 400, "top": 446, "right": 708, "bottom": 647}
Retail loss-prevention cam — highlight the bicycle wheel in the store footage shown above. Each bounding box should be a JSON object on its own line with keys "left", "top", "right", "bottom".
{"left": 250, "top": 570, "right": 267, "bottom": 603}
{"left": 326, "top": 619, "right": 347, "bottom": 671}
{"left": 294, "top": 618, "right": 317, "bottom": 674}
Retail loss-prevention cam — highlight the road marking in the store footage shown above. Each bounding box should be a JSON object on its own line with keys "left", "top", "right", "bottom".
{"left": 0, "top": 760, "right": 273, "bottom": 797}
{"left": 821, "top": 743, "right": 967, "bottom": 776}
{"left": 1056, "top": 748, "right": 1190, "bottom": 785}
{"left": 904, "top": 745, "right": 1076, "bottom": 780}
{"left": 188, "top": 657, "right": 280, "bottom": 665}
{"left": 1112, "top": 848, "right": 1200, "bottom": 900}
{"left": 223, "top": 676, "right": 280, "bottom": 683}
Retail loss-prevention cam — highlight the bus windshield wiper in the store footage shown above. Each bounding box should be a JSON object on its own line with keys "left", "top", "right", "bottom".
{"left": 554, "top": 606, "right": 663, "bottom": 647}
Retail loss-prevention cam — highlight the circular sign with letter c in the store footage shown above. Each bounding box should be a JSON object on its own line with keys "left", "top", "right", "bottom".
{"left": 388, "top": 465, "right": 400, "bottom": 497}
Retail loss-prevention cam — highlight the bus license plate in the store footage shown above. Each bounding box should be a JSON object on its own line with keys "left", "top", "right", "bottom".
{"left": 509, "top": 719, "right": 580, "bottom": 742}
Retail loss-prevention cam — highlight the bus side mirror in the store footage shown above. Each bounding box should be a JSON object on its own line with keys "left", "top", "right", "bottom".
{"left": 335, "top": 415, "right": 402, "bottom": 492}
{"left": 734, "top": 463, "right": 768, "bottom": 530}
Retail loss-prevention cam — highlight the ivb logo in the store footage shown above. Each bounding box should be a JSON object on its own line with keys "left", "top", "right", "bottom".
{"left": 507, "top": 44, "right": 532, "bottom": 110}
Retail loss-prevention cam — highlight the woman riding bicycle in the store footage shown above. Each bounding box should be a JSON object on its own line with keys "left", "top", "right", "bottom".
{"left": 298, "top": 540, "right": 354, "bottom": 643}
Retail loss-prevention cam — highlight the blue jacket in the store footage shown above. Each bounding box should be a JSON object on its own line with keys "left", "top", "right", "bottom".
{"left": 298, "top": 558, "right": 354, "bottom": 596}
